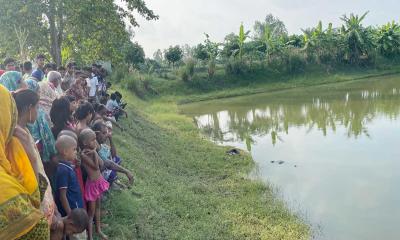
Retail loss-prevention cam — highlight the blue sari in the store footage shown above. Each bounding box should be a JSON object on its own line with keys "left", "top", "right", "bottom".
{"left": 25, "top": 78, "right": 57, "bottom": 163}
{"left": 0, "top": 71, "right": 23, "bottom": 91}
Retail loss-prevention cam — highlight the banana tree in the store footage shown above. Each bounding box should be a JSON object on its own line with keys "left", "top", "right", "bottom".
{"left": 340, "top": 11, "right": 375, "bottom": 64}
{"left": 233, "top": 23, "right": 250, "bottom": 61}
{"left": 377, "top": 21, "right": 400, "bottom": 59}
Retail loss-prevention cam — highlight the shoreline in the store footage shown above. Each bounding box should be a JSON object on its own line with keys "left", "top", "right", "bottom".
{"left": 170, "top": 67, "right": 400, "bottom": 105}
{"left": 103, "top": 86, "right": 310, "bottom": 239}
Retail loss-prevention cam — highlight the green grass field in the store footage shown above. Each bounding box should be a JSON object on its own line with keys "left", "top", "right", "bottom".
{"left": 101, "top": 89, "right": 310, "bottom": 239}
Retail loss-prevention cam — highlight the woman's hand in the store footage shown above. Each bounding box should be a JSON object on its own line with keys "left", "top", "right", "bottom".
{"left": 14, "top": 126, "right": 40, "bottom": 179}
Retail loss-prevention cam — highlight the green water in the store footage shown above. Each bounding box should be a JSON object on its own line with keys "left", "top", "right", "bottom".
{"left": 181, "top": 75, "right": 400, "bottom": 240}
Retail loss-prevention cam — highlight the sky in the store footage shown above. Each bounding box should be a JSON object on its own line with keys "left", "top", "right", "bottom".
{"left": 132, "top": 0, "right": 400, "bottom": 57}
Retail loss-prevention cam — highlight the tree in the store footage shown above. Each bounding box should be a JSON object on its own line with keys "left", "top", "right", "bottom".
{"left": 153, "top": 49, "right": 163, "bottom": 64}
{"left": 221, "top": 33, "right": 239, "bottom": 59}
{"left": 253, "top": 14, "right": 288, "bottom": 40}
{"left": 194, "top": 43, "right": 209, "bottom": 62}
{"left": 125, "top": 42, "right": 145, "bottom": 68}
{"left": 340, "top": 12, "right": 375, "bottom": 64}
{"left": 0, "top": 0, "right": 158, "bottom": 65}
{"left": 235, "top": 23, "right": 250, "bottom": 61}
{"left": 164, "top": 45, "right": 183, "bottom": 67}
{"left": 377, "top": 21, "right": 400, "bottom": 59}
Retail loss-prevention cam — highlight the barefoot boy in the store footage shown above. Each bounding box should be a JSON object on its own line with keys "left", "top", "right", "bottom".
{"left": 54, "top": 136, "right": 84, "bottom": 217}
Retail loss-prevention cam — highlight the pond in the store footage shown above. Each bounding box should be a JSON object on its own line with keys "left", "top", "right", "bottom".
{"left": 181, "top": 74, "right": 400, "bottom": 240}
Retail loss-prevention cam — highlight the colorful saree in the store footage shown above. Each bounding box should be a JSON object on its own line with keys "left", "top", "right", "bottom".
{"left": 0, "top": 71, "right": 23, "bottom": 91}
{"left": 0, "top": 85, "right": 49, "bottom": 239}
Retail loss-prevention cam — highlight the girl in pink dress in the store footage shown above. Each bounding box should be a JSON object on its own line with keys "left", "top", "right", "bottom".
{"left": 79, "top": 128, "right": 109, "bottom": 240}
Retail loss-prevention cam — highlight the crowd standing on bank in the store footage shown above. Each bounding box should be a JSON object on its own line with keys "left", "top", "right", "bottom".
{"left": 0, "top": 55, "right": 134, "bottom": 240}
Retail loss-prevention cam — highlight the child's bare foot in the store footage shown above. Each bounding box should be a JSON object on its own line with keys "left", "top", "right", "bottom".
{"left": 97, "top": 230, "right": 109, "bottom": 240}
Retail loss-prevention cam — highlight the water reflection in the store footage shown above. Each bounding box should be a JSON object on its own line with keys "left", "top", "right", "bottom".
{"left": 181, "top": 75, "right": 400, "bottom": 240}
{"left": 192, "top": 86, "right": 400, "bottom": 150}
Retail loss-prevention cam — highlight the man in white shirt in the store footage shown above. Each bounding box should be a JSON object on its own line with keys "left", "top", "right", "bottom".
{"left": 88, "top": 74, "right": 98, "bottom": 103}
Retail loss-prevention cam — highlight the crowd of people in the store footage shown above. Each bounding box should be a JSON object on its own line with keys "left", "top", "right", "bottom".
{"left": 0, "top": 55, "right": 133, "bottom": 240}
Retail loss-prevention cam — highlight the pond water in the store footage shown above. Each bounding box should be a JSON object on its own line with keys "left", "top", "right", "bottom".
{"left": 181, "top": 75, "right": 400, "bottom": 240}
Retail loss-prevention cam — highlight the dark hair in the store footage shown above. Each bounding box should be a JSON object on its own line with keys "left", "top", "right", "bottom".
{"left": 110, "top": 93, "right": 117, "bottom": 100}
{"left": 13, "top": 89, "right": 39, "bottom": 114}
{"left": 50, "top": 97, "right": 72, "bottom": 138}
{"left": 115, "top": 91, "right": 122, "bottom": 99}
{"left": 66, "top": 95, "right": 76, "bottom": 103}
{"left": 58, "top": 66, "right": 66, "bottom": 71}
{"left": 36, "top": 54, "right": 46, "bottom": 60}
{"left": 23, "top": 61, "right": 32, "bottom": 71}
{"left": 92, "top": 121, "right": 106, "bottom": 133}
{"left": 66, "top": 61, "right": 76, "bottom": 69}
{"left": 93, "top": 104, "right": 106, "bottom": 114}
{"left": 3, "top": 57, "right": 15, "bottom": 66}
{"left": 74, "top": 102, "right": 94, "bottom": 121}
{"left": 69, "top": 208, "right": 89, "bottom": 231}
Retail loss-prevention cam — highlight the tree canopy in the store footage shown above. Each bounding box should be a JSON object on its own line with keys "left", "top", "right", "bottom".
{"left": 0, "top": 0, "right": 158, "bottom": 66}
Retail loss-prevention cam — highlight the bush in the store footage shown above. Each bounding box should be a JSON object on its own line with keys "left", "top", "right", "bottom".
{"left": 286, "top": 52, "right": 306, "bottom": 74}
{"left": 125, "top": 75, "right": 146, "bottom": 99}
{"left": 180, "top": 59, "right": 196, "bottom": 82}
{"left": 110, "top": 65, "right": 129, "bottom": 83}
{"left": 225, "top": 58, "right": 249, "bottom": 75}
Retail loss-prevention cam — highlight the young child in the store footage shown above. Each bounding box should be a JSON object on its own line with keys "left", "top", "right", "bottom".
{"left": 54, "top": 136, "right": 84, "bottom": 217}
{"left": 93, "top": 121, "right": 134, "bottom": 187}
{"left": 79, "top": 128, "right": 109, "bottom": 240}
{"left": 75, "top": 102, "right": 95, "bottom": 134}
{"left": 51, "top": 208, "right": 89, "bottom": 240}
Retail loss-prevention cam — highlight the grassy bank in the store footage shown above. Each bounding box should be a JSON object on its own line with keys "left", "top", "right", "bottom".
{"left": 139, "top": 64, "right": 400, "bottom": 104}
{"left": 101, "top": 89, "right": 310, "bottom": 239}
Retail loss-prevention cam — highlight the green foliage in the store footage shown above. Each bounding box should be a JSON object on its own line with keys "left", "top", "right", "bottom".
{"left": 103, "top": 90, "right": 310, "bottom": 239}
{"left": 225, "top": 58, "right": 249, "bottom": 75}
{"left": 377, "top": 22, "right": 400, "bottom": 59}
{"left": 236, "top": 23, "right": 251, "bottom": 60}
{"left": 164, "top": 45, "right": 184, "bottom": 67}
{"left": 194, "top": 43, "right": 209, "bottom": 61}
{"left": 0, "top": 0, "right": 158, "bottom": 65}
{"left": 180, "top": 59, "right": 196, "bottom": 82}
{"left": 340, "top": 12, "right": 375, "bottom": 65}
{"left": 125, "top": 42, "right": 146, "bottom": 68}
{"left": 208, "top": 59, "right": 216, "bottom": 79}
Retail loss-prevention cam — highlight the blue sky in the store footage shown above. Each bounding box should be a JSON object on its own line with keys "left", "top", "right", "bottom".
{"left": 133, "top": 0, "right": 400, "bottom": 56}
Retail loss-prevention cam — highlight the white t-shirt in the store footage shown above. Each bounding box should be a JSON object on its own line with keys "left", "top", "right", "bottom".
{"left": 106, "top": 99, "right": 119, "bottom": 111}
{"left": 89, "top": 76, "right": 98, "bottom": 97}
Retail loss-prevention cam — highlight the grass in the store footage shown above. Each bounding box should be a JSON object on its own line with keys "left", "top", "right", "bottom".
{"left": 147, "top": 64, "right": 400, "bottom": 104}
{"left": 101, "top": 88, "right": 310, "bottom": 239}
{"left": 103, "top": 64, "right": 400, "bottom": 239}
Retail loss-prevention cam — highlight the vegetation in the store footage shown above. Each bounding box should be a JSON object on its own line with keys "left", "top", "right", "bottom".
{"left": 0, "top": 0, "right": 158, "bottom": 65}
{"left": 102, "top": 87, "right": 310, "bottom": 239}
{"left": 114, "top": 12, "right": 400, "bottom": 101}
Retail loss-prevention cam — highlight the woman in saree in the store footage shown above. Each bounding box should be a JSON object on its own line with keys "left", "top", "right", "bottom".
{"left": 13, "top": 88, "right": 57, "bottom": 227}
{"left": 25, "top": 79, "right": 57, "bottom": 177}
{"left": 0, "top": 85, "right": 49, "bottom": 239}
{"left": 0, "top": 71, "right": 26, "bottom": 91}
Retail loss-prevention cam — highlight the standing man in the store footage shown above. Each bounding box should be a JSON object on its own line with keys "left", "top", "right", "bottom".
{"left": 62, "top": 61, "right": 76, "bottom": 91}
{"left": 22, "top": 61, "right": 33, "bottom": 80}
{"left": 88, "top": 65, "right": 99, "bottom": 103}
{"left": 35, "top": 54, "right": 46, "bottom": 81}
